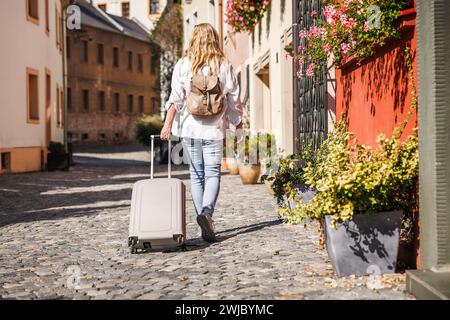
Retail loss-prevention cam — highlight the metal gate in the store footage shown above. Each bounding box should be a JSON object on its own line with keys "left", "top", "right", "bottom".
{"left": 292, "top": 0, "right": 328, "bottom": 153}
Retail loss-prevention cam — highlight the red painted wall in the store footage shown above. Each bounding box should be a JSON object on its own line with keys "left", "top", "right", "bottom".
{"left": 335, "top": 11, "right": 418, "bottom": 146}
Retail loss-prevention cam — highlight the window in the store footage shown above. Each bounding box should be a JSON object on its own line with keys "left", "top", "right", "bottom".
{"left": 81, "top": 133, "right": 89, "bottom": 141}
{"left": 56, "top": 8, "right": 61, "bottom": 50}
{"left": 192, "top": 11, "right": 198, "bottom": 27}
{"left": 27, "top": 68, "right": 39, "bottom": 123}
{"left": 1, "top": 153, "right": 11, "bottom": 173}
{"left": 150, "top": 46, "right": 158, "bottom": 74}
{"left": 138, "top": 96, "right": 144, "bottom": 113}
{"left": 45, "top": 0, "right": 49, "bottom": 33}
{"left": 60, "top": 85, "right": 64, "bottom": 127}
{"left": 98, "top": 4, "right": 107, "bottom": 12}
{"left": 113, "top": 47, "right": 119, "bottom": 67}
{"left": 149, "top": 0, "right": 160, "bottom": 14}
{"left": 114, "top": 93, "right": 120, "bottom": 113}
{"left": 82, "top": 90, "right": 89, "bottom": 112}
{"left": 97, "top": 43, "right": 104, "bottom": 65}
{"left": 26, "top": 0, "right": 39, "bottom": 24}
{"left": 66, "top": 36, "right": 71, "bottom": 59}
{"left": 128, "top": 95, "right": 134, "bottom": 113}
{"left": 81, "top": 40, "right": 89, "bottom": 62}
{"left": 98, "top": 91, "right": 105, "bottom": 112}
{"left": 56, "top": 85, "right": 63, "bottom": 128}
{"left": 184, "top": 18, "right": 190, "bottom": 47}
{"left": 138, "top": 54, "right": 143, "bottom": 73}
{"left": 152, "top": 97, "right": 159, "bottom": 114}
{"left": 98, "top": 133, "right": 106, "bottom": 142}
{"left": 121, "top": 2, "right": 130, "bottom": 18}
{"left": 67, "top": 88, "right": 72, "bottom": 112}
{"left": 45, "top": 71, "right": 51, "bottom": 143}
{"left": 127, "top": 51, "right": 133, "bottom": 71}
{"left": 208, "top": 0, "right": 216, "bottom": 27}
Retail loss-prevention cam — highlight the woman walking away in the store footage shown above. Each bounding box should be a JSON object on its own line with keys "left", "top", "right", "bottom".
{"left": 161, "top": 23, "right": 243, "bottom": 243}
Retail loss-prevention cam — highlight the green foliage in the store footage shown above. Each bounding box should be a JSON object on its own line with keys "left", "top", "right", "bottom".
{"left": 269, "top": 155, "right": 305, "bottom": 207}
{"left": 135, "top": 115, "right": 164, "bottom": 148}
{"left": 239, "top": 132, "right": 276, "bottom": 164}
{"left": 48, "top": 141, "right": 66, "bottom": 155}
{"left": 280, "top": 121, "right": 419, "bottom": 227}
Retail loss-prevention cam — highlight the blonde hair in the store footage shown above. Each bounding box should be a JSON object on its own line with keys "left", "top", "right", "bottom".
{"left": 187, "top": 23, "right": 225, "bottom": 75}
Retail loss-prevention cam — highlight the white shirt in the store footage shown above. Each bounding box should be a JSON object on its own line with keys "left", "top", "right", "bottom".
{"left": 164, "top": 57, "right": 243, "bottom": 140}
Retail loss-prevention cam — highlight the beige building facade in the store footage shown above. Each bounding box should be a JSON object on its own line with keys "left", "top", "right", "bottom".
{"left": 248, "top": 0, "right": 294, "bottom": 155}
{"left": 0, "top": 0, "right": 66, "bottom": 174}
{"left": 90, "top": 0, "right": 168, "bottom": 31}
{"left": 182, "top": 0, "right": 224, "bottom": 51}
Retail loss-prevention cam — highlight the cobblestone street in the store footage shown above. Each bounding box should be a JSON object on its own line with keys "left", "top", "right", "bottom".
{"left": 0, "top": 146, "right": 414, "bottom": 300}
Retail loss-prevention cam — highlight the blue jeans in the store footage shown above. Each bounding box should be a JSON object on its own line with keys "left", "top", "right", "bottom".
{"left": 182, "top": 138, "right": 223, "bottom": 217}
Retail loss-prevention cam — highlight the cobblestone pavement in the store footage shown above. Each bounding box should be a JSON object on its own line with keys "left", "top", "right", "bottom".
{"left": 0, "top": 146, "right": 414, "bottom": 300}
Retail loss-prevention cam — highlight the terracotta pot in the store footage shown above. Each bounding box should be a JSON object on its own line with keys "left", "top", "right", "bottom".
{"left": 226, "top": 158, "right": 240, "bottom": 175}
{"left": 238, "top": 164, "right": 261, "bottom": 185}
{"left": 220, "top": 157, "right": 229, "bottom": 172}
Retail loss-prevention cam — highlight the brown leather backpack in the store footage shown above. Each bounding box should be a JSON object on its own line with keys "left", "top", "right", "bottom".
{"left": 186, "top": 74, "right": 224, "bottom": 117}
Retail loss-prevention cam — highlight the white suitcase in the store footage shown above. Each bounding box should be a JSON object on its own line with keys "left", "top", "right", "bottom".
{"left": 128, "top": 136, "right": 186, "bottom": 253}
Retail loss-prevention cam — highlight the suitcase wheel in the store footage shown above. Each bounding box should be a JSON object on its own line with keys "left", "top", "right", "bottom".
{"left": 173, "top": 234, "right": 185, "bottom": 245}
{"left": 128, "top": 237, "right": 138, "bottom": 254}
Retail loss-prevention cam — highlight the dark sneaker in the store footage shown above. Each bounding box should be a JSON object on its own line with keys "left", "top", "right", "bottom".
{"left": 197, "top": 213, "right": 216, "bottom": 243}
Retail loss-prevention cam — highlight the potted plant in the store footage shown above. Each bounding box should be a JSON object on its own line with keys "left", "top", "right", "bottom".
{"left": 47, "top": 141, "right": 70, "bottom": 171}
{"left": 237, "top": 133, "right": 275, "bottom": 185}
{"left": 281, "top": 121, "right": 419, "bottom": 277}
{"left": 288, "top": 0, "right": 410, "bottom": 79}
{"left": 224, "top": 133, "right": 240, "bottom": 175}
{"left": 225, "top": 0, "right": 271, "bottom": 33}
{"left": 221, "top": 144, "right": 229, "bottom": 172}
{"left": 262, "top": 155, "right": 304, "bottom": 206}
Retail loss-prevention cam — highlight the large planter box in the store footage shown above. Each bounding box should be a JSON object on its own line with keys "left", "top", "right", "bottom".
{"left": 283, "top": 184, "right": 317, "bottom": 210}
{"left": 47, "top": 153, "right": 70, "bottom": 171}
{"left": 324, "top": 210, "right": 403, "bottom": 277}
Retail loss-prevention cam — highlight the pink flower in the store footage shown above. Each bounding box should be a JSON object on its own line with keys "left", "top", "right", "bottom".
{"left": 299, "top": 30, "right": 308, "bottom": 39}
{"left": 311, "top": 10, "right": 317, "bottom": 18}
{"left": 250, "top": 6, "right": 255, "bottom": 11}
{"left": 341, "top": 43, "right": 351, "bottom": 55}
{"left": 323, "top": 5, "right": 337, "bottom": 24}
{"left": 324, "top": 43, "right": 332, "bottom": 53}
{"left": 347, "top": 18, "right": 357, "bottom": 29}
{"left": 306, "top": 63, "right": 316, "bottom": 77}
{"left": 310, "top": 26, "right": 321, "bottom": 37}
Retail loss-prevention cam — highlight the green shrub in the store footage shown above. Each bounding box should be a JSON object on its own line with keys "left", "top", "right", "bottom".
{"left": 48, "top": 141, "right": 66, "bottom": 155}
{"left": 280, "top": 121, "right": 419, "bottom": 227}
{"left": 135, "top": 115, "right": 164, "bottom": 148}
{"left": 266, "top": 155, "right": 305, "bottom": 207}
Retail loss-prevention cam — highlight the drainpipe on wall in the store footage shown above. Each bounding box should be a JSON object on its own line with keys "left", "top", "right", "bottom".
{"left": 62, "top": 7, "right": 68, "bottom": 153}
{"left": 61, "top": 1, "right": 71, "bottom": 154}
{"left": 218, "top": 0, "right": 223, "bottom": 50}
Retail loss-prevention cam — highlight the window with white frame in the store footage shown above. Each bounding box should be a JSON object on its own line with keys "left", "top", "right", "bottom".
{"left": 208, "top": 0, "right": 216, "bottom": 27}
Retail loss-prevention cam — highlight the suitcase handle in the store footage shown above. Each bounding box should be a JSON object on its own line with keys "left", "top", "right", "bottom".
{"left": 150, "top": 135, "right": 171, "bottom": 180}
